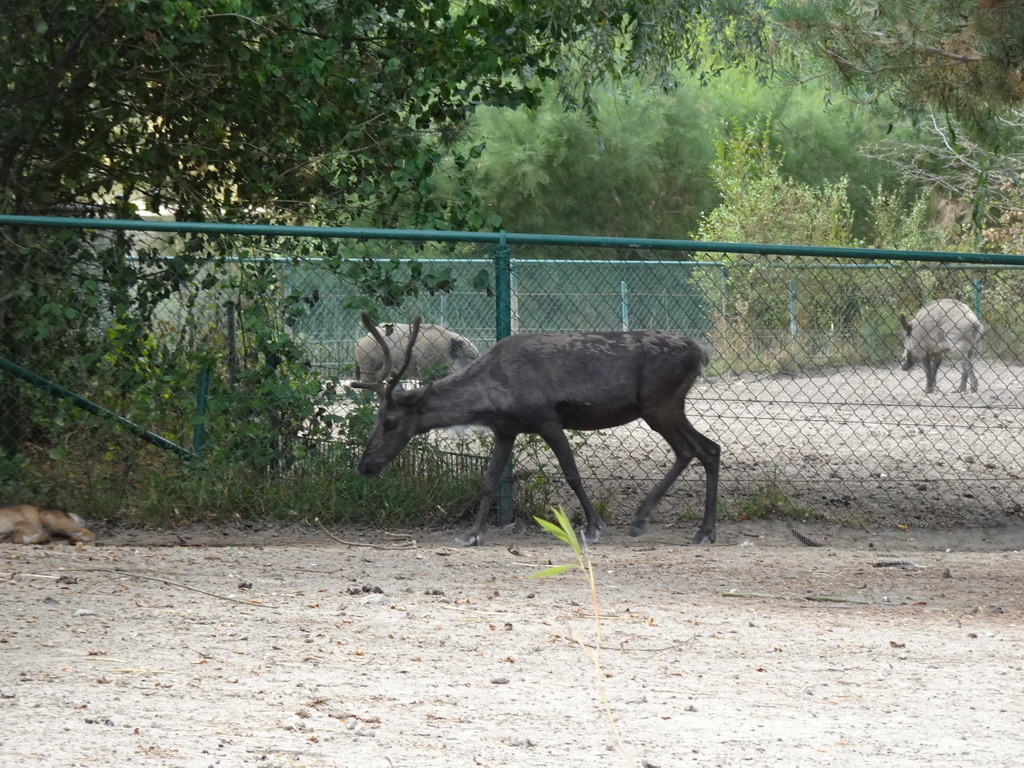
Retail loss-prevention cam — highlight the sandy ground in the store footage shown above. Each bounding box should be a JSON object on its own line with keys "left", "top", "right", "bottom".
{"left": 4, "top": 360, "right": 1023, "bottom": 767}
{"left": 3, "top": 520, "right": 1023, "bottom": 768}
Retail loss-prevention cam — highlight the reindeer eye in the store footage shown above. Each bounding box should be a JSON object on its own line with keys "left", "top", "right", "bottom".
{"left": 382, "top": 416, "right": 399, "bottom": 432}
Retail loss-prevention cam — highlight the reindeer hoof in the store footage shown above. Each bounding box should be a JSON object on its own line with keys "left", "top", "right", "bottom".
{"left": 455, "top": 530, "right": 485, "bottom": 547}
{"left": 628, "top": 513, "right": 651, "bottom": 537}
{"left": 581, "top": 526, "right": 602, "bottom": 545}
{"left": 691, "top": 528, "right": 716, "bottom": 545}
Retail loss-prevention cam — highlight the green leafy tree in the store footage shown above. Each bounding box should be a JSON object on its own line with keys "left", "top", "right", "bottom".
{"left": 770, "top": 2, "right": 1024, "bottom": 238}
{"left": 694, "top": 119, "right": 864, "bottom": 369}
{"left": 0, "top": 0, "right": 768, "bottom": 455}
{"left": 697, "top": 119, "right": 855, "bottom": 248}
{"left": 3, "top": 1, "right": 771, "bottom": 226}
{"left": 456, "top": 90, "right": 718, "bottom": 238}
{"left": 771, "top": 0, "right": 1024, "bottom": 141}
{"left": 454, "top": 66, "right": 903, "bottom": 239}
{"left": 864, "top": 110, "right": 1024, "bottom": 237}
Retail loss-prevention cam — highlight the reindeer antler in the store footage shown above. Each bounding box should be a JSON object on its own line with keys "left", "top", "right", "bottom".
{"left": 385, "top": 315, "right": 420, "bottom": 401}
{"left": 351, "top": 312, "right": 421, "bottom": 401}
{"left": 350, "top": 311, "right": 390, "bottom": 395}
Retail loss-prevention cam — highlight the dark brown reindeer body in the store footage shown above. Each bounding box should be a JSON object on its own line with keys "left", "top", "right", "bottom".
{"left": 352, "top": 313, "right": 720, "bottom": 546}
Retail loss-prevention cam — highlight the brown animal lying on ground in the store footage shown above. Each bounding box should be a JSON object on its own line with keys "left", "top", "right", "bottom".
{"left": 0, "top": 504, "right": 96, "bottom": 545}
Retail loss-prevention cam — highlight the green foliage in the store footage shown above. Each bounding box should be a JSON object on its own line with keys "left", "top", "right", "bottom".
{"left": 326, "top": 256, "right": 459, "bottom": 314}
{"left": 771, "top": 0, "right": 1024, "bottom": 143}
{"left": 0, "top": 237, "right": 490, "bottom": 525}
{"left": 1, "top": 374, "right": 484, "bottom": 530}
{"left": 868, "top": 187, "right": 975, "bottom": 253}
{"left": 455, "top": 90, "right": 717, "bottom": 238}
{"left": 456, "top": 67, "right": 903, "bottom": 238}
{"left": 863, "top": 109, "right": 1024, "bottom": 238}
{"left": 688, "top": 120, "right": 985, "bottom": 372}
{"left": 1, "top": 0, "right": 771, "bottom": 464}
{"left": 532, "top": 507, "right": 585, "bottom": 578}
{"left": 694, "top": 119, "right": 860, "bottom": 370}
{"left": 698, "top": 118, "right": 855, "bottom": 247}
{"left": 2, "top": 1, "right": 769, "bottom": 227}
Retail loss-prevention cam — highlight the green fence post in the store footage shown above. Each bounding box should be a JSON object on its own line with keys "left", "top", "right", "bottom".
{"left": 973, "top": 278, "right": 984, "bottom": 355}
{"left": 789, "top": 279, "right": 799, "bottom": 362}
{"left": 495, "top": 231, "right": 512, "bottom": 339}
{"left": 493, "top": 232, "right": 515, "bottom": 526}
{"left": 193, "top": 367, "right": 211, "bottom": 457}
{"left": 620, "top": 280, "right": 629, "bottom": 331}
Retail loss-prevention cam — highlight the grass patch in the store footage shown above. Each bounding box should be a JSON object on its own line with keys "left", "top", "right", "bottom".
{"left": 733, "top": 469, "right": 814, "bottom": 521}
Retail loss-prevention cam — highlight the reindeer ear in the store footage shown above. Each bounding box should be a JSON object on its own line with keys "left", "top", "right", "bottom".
{"left": 393, "top": 387, "right": 425, "bottom": 406}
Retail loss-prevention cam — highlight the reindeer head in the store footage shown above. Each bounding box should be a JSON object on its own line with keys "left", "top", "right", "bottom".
{"left": 351, "top": 312, "right": 423, "bottom": 477}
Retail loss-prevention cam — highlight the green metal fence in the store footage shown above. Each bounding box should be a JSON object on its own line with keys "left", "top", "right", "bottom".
{"left": 2, "top": 214, "right": 1023, "bottom": 536}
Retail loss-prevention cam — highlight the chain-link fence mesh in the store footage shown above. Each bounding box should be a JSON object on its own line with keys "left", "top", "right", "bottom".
{"left": 2, "top": 217, "right": 1022, "bottom": 535}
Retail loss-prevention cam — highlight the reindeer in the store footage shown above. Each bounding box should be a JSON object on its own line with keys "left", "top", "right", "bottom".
{"left": 899, "top": 299, "right": 983, "bottom": 394}
{"left": 351, "top": 312, "right": 720, "bottom": 546}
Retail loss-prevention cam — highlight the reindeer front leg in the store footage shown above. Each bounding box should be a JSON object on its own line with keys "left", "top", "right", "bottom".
{"left": 455, "top": 432, "right": 517, "bottom": 547}
{"left": 539, "top": 427, "right": 606, "bottom": 544}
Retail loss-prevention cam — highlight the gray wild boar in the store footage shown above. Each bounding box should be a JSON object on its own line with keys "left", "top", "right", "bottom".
{"left": 354, "top": 322, "right": 479, "bottom": 383}
{"left": 899, "top": 299, "right": 983, "bottom": 393}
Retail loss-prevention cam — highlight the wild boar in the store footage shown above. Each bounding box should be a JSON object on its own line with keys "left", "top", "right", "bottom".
{"left": 899, "top": 299, "right": 983, "bottom": 393}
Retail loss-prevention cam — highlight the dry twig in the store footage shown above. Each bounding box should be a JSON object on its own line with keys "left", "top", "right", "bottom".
{"left": 315, "top": 518, "right": 417, "bottom": 549}
{"left": 52, "top": 567, "right": 271, "bottom": 607}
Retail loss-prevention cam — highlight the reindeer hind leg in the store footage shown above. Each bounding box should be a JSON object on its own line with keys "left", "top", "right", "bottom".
{"left": 636, "top": 411, "right": 720, "bottom": 544}
{"left": 629, "top": 456, "right": 690, "bottom": 538}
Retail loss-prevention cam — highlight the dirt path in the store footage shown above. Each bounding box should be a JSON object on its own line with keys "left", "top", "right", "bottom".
{"left": 3, "top": 521, "right": 1023, "bottom": 767}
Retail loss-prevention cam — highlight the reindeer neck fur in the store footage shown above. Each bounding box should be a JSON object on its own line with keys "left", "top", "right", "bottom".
{"left": 402, "top": 361, "right": 506, "bottom": 433}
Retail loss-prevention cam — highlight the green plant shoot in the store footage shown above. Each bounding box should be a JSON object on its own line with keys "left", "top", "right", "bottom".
{"left": 528, "top": 505, "right": 631, "bottom": 763}
{"left": 532, "top": 506, "right": 583, "bottom": 578}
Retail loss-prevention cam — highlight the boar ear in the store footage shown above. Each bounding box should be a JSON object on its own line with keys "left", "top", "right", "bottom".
{"left": 450, "top": 338, "right": 469, "bottom": 355}
{"left": 899, "top": 313, "right": 912, "bottom": 335}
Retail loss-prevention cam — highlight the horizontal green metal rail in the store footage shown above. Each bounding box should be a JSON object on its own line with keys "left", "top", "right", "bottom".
{"left": 3, "top": 214, "right": 1024, "bottom": 266}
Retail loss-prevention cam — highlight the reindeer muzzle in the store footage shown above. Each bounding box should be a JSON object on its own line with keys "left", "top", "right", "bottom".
{"left": 357, "top": 457, "right": 382, "bottom": 477}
